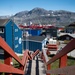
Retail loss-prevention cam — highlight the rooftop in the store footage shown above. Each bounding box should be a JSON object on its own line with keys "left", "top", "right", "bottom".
{"left": 0, "top": 19, "right": 10, "bottom": 27}
{"left": 23, "top": 36, "right": 45, "bottom": 42}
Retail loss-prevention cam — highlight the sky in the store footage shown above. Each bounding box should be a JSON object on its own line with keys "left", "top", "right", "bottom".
{"left": 0, "top": 0, "right": 75, "bottom": 16}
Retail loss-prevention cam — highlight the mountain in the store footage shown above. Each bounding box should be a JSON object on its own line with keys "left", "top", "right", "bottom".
{"left": 0, "top": 15, "right": 11, "bottom": 19}
{"left": 14, "top": 8, "right": 49, "bottom": 17}
{"left": 5, "top": 7, "right": 75, "bottom": 26}
{"left": 14, "top": 11, "right": 29, "bottom": 17}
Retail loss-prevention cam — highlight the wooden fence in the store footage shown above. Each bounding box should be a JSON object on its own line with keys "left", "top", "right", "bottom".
{"left": 0, "top": 36, "right": 39, "bottom": 75}
{"left": 42, "top": 38, "right": 75, "bottom": 75}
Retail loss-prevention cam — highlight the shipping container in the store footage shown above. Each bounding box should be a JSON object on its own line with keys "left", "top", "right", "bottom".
{"left": 23, "top": 29, "right": 42, "bottom": 36}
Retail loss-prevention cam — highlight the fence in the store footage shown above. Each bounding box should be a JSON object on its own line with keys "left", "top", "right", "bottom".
{"left": 42, "top": 38, "right": 75, "bottom": 75}
{"left": 0, "top": 36, "right": 34, "bottom": 75}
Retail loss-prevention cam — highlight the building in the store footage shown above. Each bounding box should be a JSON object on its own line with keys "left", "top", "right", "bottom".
{"left": 22, "top": 29, "right": 42, "bottom": 36}
{"left": 0, "top": 19, "right": 22, "bottom": 54}
{"left": 65, "top": 22, "right": 75, "bottom": 33}
{"left": 58, "top": 33, "right": 75, "bottom": 41}
{"left": 42, "top": 28, "right": 57, "bottom": 37}
{"left": 23, "top": 36, "right": 45, "bottom": 51}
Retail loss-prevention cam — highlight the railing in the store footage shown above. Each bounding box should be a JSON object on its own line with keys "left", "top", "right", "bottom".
{"left": 42, "top": 38, "right": 75, "bottom": 75}
{"left": 31, "top": 49, "right": 40, "bottom": 59}
{"left": 0, "top": 36, "right": 31, "bottom": 75}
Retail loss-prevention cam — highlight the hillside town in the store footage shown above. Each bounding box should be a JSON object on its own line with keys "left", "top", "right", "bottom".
{"left": 0, "top": 16, "right": 75, "bottom": 74}
{"left": 0, "top": 1, "right": 75, "bottom": 74}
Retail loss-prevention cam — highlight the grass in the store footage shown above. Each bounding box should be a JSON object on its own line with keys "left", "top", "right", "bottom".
{"left": 0, "top": 56, "right": 23, "bottom": 75}
{"left": 0, "top": 73, "right": 4, "bottom": 75}
{"left": 12, "top": 58, "right": 20, "bottom": 68}
{"left": 51, "top": 59, "right": 59, "bottom": 70}
{"left": 12, "top": 56, "right": 23, "bottom": 68}
{"left": 0, "top": 55, "right": 75, "bottom": 75}
{"left": 0, "top": 60, "right": 4, "bottom": 63}
{"left": 67, "top": 56, "right": 75, "bottom": 66}
{"left": 48, "top": 55, "right": 75, "bottom": 75}
{"left": 48, "top": 54, "right": 75, "bottom": 69}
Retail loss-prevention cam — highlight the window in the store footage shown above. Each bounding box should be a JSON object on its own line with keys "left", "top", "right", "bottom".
{"left": 15, "top": 37, "right": 18, "bottom": 40}
{"left": 66, "top": 37, "right": 70, "bottom": 40}
{"left": 15, "top": 44, "right": 18, "bottom": 48}
{"left": 0, "top": 28, "right": 4, "bottom": 33}
{"left": 15, "top": 29, "right": 18, "bottom": 32}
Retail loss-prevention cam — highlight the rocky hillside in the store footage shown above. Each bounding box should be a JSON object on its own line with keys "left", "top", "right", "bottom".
{"left": 3, "top": 7, "right": 75, "bottom": 27}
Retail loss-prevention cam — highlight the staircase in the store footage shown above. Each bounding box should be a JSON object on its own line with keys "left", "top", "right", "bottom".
{"left": 1, "top": 35, "right": 75, "bottom": 75}
{"left": 25, "top": 56, "right": 46, "bottom": 75}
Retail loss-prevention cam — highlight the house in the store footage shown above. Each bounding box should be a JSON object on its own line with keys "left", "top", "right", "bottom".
{"left": 65, "top": 22, "right": 75, "bottom": 33}
{"left": 0, "top": 19, "right": 22, "bottom": 54}
{"left": 58, "top": 33, "right": 75, "bottom": 41}
{"left": 42, "top": 27, "right": 57, "bottom": 37}
{"left": 23, "top": 36, "right": 45, "bottom": 51}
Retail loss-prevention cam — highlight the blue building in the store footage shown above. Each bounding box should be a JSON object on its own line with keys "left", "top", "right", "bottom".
{"left": 23, "top": 36, "right": 45, "bottom": 51}
{"left": 23, "top": 29, "right": 42, "bottom": 36}
{"left": 0, "top": 19, "right": 22, "bottom": 54}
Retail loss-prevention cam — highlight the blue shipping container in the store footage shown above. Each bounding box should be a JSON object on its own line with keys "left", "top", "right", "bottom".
{"left": 24, "top": 29, "right": 42, "bottom": 36}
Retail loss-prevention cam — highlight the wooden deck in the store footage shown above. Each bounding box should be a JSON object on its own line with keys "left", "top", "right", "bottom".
{"left": 25, "top": 56, "right": 46, "bottom": 75}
